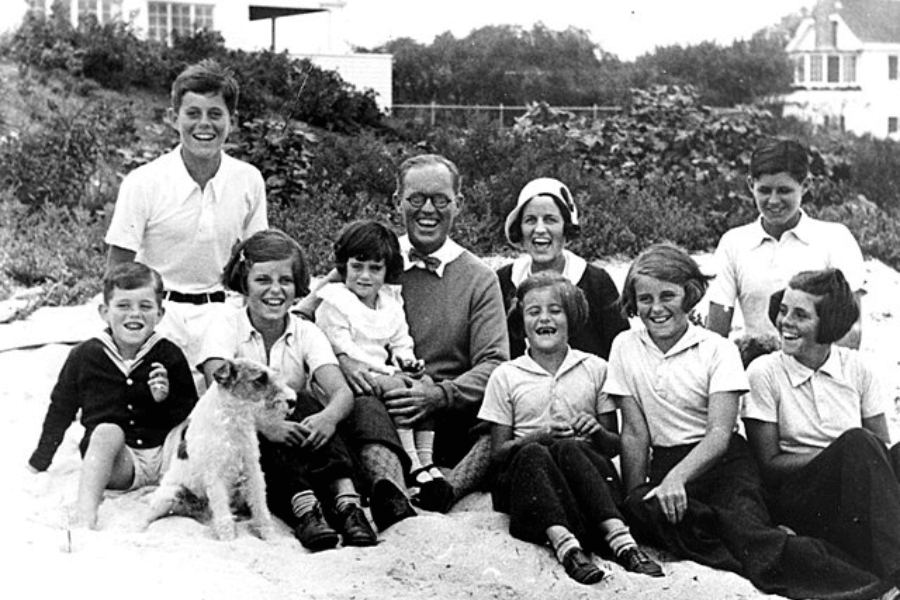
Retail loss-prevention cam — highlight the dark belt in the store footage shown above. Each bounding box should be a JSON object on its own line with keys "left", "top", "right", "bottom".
{"left": 164, "top": 290, "right": 226, "bottom": 304}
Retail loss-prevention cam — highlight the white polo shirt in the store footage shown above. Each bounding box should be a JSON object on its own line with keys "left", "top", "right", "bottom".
{"left": 105, "top": 147, "right": 267, "bottom": 294}
{"left": 743, "top": 348, "right": 888, "bottom": 455}
{"left": 198, "top": 307, "right": 337, "bottom": 393}
{"left": 479, "top": 348, "right": 614, "bottom": 440}
{"left": 603, "top": 325, "right": 748, "bottom": 447}
{"left": 708, "top": 212, "right": 864, "bottom": 338}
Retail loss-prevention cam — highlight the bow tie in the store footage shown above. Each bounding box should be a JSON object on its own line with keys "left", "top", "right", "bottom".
{"left": 408, "top": 248, "right": 442, "bottom": 273}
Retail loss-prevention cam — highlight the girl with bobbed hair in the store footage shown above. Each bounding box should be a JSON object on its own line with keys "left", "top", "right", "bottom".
{"left": 497, "top": 177, "right": 628, "bottom": 360}
{"left": 744, "top": 268, "right": 900, "bottom": 593}
{"left": 605, "top": 246, "right": 887, "bottom": 599}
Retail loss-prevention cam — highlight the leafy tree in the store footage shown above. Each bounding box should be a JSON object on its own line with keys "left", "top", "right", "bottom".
{"left": 632, "top": 31, "right": 794, "bottom": 106}
{"left": 369, "top": 24, "right": 630, "bottom": 106}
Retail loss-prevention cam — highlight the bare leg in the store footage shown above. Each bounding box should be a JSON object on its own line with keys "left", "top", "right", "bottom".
{"left": 75, "top": 423, "right": 133, "bottom": 530}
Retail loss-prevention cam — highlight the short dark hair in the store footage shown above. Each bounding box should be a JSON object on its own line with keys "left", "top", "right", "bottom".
{"left": 767, "top": 268, "right": 858, "bottom": 344}
{"left": 334, "top": 220, "right": 404, "bottom": 284}
{"left": 750, "top": 138, "right": 809, "bottom": 183}
{"left": 103, "top": 261, "right": 164, "bottom": 306}
{"left": 171, "top": 59, "right": 240, "bottom": 114}
{"left": 516, "top": 271, "right": 589, "bottom": 332}
{"left": 222, "top": 229, "right": 310, "bottom": 297}
{"left": 395, "top": 154, "right": 461, "bottom": 196}
{"left": 620, "top": 243, "right": 712, "bottom": 318}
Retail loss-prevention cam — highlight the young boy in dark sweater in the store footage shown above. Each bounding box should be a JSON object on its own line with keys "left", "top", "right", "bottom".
{"left": 28, "top": 262, "right": 197, "bottom": 529}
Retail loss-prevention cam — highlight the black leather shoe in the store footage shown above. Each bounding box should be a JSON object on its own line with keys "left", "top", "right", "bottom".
{"left": 370, "top": 479, "right": 416, "bottom": 532}
{"left": 294, "top": 505, "right": 339, "bottom": 552}
{"left": 336, "top": 505, "right": 378, "bottom": 547}
{"left": 413, "top": 478, "right": 456, "bottom": 513}
{"left": 562, "top": 548, "right": 605, "bottom": 585}
{"left": 617, "top": 546, "right": 664, "bottom": 577}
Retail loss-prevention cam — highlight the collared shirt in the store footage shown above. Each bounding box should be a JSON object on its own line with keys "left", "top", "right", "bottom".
{"left": 708, "top": 212, "right": 865, "bottom": 338}
{"left": 479, "top": 348, "right": 614, "bottom": 440}
{"left": 315, "top": 282, "right": 416, "bottom": 371}
{"left": 744, "top": 347, "right": 888, "bottom": 455}
{"left": 198, "top": 306, "right": 337, "bottom": 393}
{"left": 399, "top": 235, "right": 465, "bottom": 278}
{"left": 507, "top": 249, "right": 588, "bottom": 288}
{"left": 603, "top": 324, "right": 748, "bottom": 447}
{"left": 105, "top": 147, "right": 267, "bottom": 294}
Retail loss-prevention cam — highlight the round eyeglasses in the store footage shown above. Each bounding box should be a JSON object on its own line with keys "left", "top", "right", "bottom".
{"left": 404, "top": 193, "right": 454, "bottom": 209}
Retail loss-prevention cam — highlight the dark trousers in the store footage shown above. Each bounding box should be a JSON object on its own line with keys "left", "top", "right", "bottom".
{"left": 492, "top": 438, "right": 624, "bottom": 551}
{"left": 774, "top": 428, "right": 900, "bottom": 585}
{"left": 626, "top": 434, "right": 886, "bottom": 600}
{"left": 259, "top": 393, "right": 355, "bottom": 527}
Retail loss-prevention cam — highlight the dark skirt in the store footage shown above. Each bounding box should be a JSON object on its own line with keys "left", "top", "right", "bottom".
{"left": 773, "top": 428, "right": 900, "bottom": 586}
{"left": 492, "top": 437, "right": 624, "bottom": 551}
{"left": 625, "top": 434, "right": 886, "bottom": 600}
{"left": 259, "top": 392, "right": 356, "bottom": 526}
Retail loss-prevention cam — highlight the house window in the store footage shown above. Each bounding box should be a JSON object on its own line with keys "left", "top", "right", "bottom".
{"left": 810, "top": 55, "right": 823, "bottom": 82}
{"left": 890, "top": 117, "right": 898, "bottom": 134}
{"left": 843, "top": 55, "right": 856, "bottom": 83}
{"left": 77, "top": 0, "right": 121, "bottom": 23}
{"left": 827, "top": 55, "right": 840, "bottom": 83}
{"left": 794, "top": 56, "right": 806, "bottom": 83}
{"left": 147, "top": 3, "right": 215, "bottom": 45}
{"left": 891, "top": 56, "right": 899, "bottom": 81}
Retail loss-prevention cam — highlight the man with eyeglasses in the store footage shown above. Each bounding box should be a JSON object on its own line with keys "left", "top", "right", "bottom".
{"left": 338, "top": 154, "right": 509, "bottom": 518}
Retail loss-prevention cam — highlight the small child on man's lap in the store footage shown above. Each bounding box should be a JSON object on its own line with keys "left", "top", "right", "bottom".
{"left": 28, "top": 262, "right": 197, "bottom": 529}
{"left": 315, "top": 220, "right": 453, "bottom": 509}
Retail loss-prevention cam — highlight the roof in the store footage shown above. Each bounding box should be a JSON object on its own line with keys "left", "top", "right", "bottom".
{"left": 835, "top": 0, "right": 900, "bottom": 43}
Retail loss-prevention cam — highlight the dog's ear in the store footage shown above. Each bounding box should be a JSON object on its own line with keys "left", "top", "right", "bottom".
{"left": 213, "top": 360, "right": 236, "bottom": 387}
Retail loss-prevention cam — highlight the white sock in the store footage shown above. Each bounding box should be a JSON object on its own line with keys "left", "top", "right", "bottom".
{"left": 415, "top": 430, "right": 443, "bottom": 479}
{"left": 400, "top": 427, "right": 431, "bottom": 484}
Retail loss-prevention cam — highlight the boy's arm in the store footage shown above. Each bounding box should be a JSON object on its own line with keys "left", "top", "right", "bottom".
{"left": 106, "top": 245, "right": 136, "bottom": 272}
{"left": 29, "top": 352, "right": 82, "bottom": 472}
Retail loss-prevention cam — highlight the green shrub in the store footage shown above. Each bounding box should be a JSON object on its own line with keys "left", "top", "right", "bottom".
{"left": 0, "top": 196, "right": 107, "bottom": 307}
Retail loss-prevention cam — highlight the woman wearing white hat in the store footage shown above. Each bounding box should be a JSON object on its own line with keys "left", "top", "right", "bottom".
{"left": 497, "top": 178, "right": 629, "bottom": 359}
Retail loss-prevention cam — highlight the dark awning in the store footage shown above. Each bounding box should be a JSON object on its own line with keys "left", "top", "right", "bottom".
{"left": 248, "top": 6, "right": 325, "bottom": 21}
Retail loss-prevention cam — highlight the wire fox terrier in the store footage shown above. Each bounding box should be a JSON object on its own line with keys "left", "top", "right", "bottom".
{"left": 144, "top": 358, "right": 296, "bottom": 541}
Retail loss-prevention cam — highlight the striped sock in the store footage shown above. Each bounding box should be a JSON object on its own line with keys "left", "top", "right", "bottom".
{"left": 290, "top": 490, "right": 319, "bottom": 518}
{"left": 547, "top": 525, "right": 581, "bottom": 563}
{"left": 601, "top": 519, "right": 637, "bottom": 556}
{"left": 334, "top": 492, "right": 361, "bottom": 513}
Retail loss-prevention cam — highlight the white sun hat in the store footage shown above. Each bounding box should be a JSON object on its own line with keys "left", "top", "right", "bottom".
{"left": 504, "top": 177, "right": 580, "bottom": 245}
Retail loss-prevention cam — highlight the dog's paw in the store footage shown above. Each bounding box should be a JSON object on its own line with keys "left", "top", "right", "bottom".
{"left": 253, "top": 518, "right": 276, "bottom": 541}
{"left": 212, "top": 519, "right": 237, "bottom": 541}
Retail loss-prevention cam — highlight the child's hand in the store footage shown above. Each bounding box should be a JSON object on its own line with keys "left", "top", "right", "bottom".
{"left": 571, "top": 414, "right": 601, "bottom": 438}
{"left": 397, "top": 358, "right": 425, "bottom": 377}
{"left": 549, "top": 420, "right": 575, "bottom": 438}
{"left": 644, "top": 474, "right": 689, "bottom": 524}
{"left": 148, "top": 362, "right": 169, "bottom": 402}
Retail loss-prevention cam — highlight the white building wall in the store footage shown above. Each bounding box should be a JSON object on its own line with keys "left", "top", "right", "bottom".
{"left": 296, "top": 52, "right": 393, "bottom": 109}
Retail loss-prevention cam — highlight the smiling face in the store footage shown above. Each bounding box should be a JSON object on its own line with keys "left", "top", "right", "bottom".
{"left": 245, "top": 258, "right": 296, "bottom": 331}
{"left": 750, "top": 171, "right": 805, "bottom": 238}
{"left": 345, "top": 257, "right": 386, "bottom": 309}
{"left": 397, "top": 163, "right": 460, "bottom": 255}
{"left": 634, "top": 275, "right": 690, "bottom": 352}
{"left": 776, "top": 287, "right": 829, "bottom": 368}
{"left": 520, "top": 196, "right": 566, "bottom": 272}
{"left": 522, "top": 286, "right": 569, "bottom": 357}
{"left": 99, "top": 285, "right": 164, "bottom": 359}
{"left": 170, "top": 91, "right": 233, "bottom": 165}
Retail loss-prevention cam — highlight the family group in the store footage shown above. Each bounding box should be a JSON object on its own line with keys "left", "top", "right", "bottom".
{"left": 26, "top": 59, "right": 900, "bottom": 599}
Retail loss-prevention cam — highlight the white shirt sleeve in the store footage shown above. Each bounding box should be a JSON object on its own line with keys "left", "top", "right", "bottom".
{"left": 478, "top": 368, "right": 514, "bottom": 426}
{"left": 104, "top": 172, "right": 149, "bottom": 252}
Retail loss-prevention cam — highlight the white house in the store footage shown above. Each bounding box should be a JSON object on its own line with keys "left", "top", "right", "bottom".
{"left": 784, "top": 0, "right": 900, "bottom": 138}
{"left": 14, "top": 0, "right": 392, "bottom": 108}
